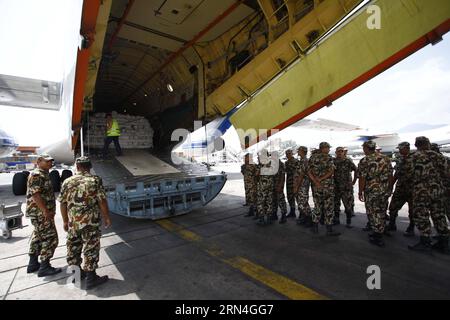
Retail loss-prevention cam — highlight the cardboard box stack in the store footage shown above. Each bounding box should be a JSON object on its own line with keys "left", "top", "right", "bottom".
{"left": 85, "top": 112, "right": 154, "bottom": 149}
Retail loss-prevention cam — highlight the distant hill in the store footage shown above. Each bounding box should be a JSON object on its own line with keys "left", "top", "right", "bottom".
{"left": 398, "top": 123, "right": 447, "bottom": 133}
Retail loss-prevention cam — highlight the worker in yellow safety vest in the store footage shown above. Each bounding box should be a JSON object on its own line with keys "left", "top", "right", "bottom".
{"left": 102, "top": 113, "right": 123, "bottom": 159}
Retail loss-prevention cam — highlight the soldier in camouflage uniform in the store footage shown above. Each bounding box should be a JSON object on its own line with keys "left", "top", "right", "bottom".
{"left": 308, "top": 142, "right": 340, "bottom": 236}
{"left": 343, "top": 148, "right": 349, "bottom": 158}
{"left": 273, "top": 157, "right": 288, "bottom": 224}
{"left": 431, "top": 143, "right": 450, "bottom": 223}
{"left": 308, "top": 149, "right": 321, "bottom": 224}
{"left": 387, "top": 142, "right": 415, "bottom": 236}
{"left": 408, "top": 137, "right": 449, "bottom": 254}
{"left": 333, "top": 147, "right": 358, "bottom": 228}
{"left": 25, "top": 154, "right": 62, "bottom": 277}
{"left": 256, "top": 150, "right": 275, "bottom": 225}
{"left": 58, "top": 156, "right": 112, "bottom": 289}
{"left": 241, "top": 154, "right": 258, "bottom": 217}
{"left": 285, "top": 150, "right": 299, "bottom": 218}
{"left": 294, "top": 146, "right": 311, "bottom": 226}
{"left": 358, "top": 141, "right": 394, "bottom": 247}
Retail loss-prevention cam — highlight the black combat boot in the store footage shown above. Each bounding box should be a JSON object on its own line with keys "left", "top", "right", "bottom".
{"left": 244, "top": 206, "right": 255, "bottom": 217}
{"left": 37, "top": 260, "right": 62, "bottom": 277}
{"left": 27, "top": 254, "right": 40, "bottom": 273}
{"left": 304, "top": 215, "right": 313, "bottom": 228}
{"left": 369, "top": 232, "right": 385, "bottom": 247}
{"left": 362, "top": 221, "right": 372, "bottom": 232}
{"left": 270, "top": 209, "right": 278, "bottom": 222}
{"left": 296, "top": 210, "right": 305, "bottom": 225}
{"left": 345, "top": 210, "right": 352, "bottom": 228}
{"left": 431, "top": 235, "right": 450, "bottom": 255}
{"left": 279, "top": 212, "right": 287, "bottom": 224}
{"left": 311, "top": 222, "right": 319, "bottom": 234}
{"left": 85, "top": 270, "right": 109, "bottom": 290}
{"left": 319, "top": 215, "right": 325, "bottom": 225}
{"left": 403, "top": 223, "right": 415, "bottom": 237}
{"left": 386, "top": 215, "right": 397, "bottom": 231}
{"left": 326, "top": 225, "right": 341, "bottom": 237}
{"left": 408, "top": 236, "right": 432, "bottom": 253}
{"left": 333, "top": 212, "right": 340, "bottom": 226}
{"left": 287, "top": 206, "right": 296, "bottom": 218}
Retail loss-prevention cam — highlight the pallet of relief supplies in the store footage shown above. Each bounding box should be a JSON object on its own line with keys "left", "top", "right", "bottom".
{"left": 85, "top": 112, "right": 154, "bottom": 149}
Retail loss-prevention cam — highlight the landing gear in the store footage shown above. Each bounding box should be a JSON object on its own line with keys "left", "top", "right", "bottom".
{"left": 49, "top": 170, "right": 61, "bottom": 192}
{"left": 2, "top": 230, "right": 12, "bottom": 240}
{"left": 12, "top": 172, "right": 28, "bottom": 195}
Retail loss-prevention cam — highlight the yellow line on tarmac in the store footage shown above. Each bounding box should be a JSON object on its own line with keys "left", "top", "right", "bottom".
{"left": 223, "top": 256, "right": 326, "bottom": 300}
{"left": 156, "top": 219, "right": 201, "bottom": 242}
{"left": 156, "top": 219, "right": 327, "bottom": 300}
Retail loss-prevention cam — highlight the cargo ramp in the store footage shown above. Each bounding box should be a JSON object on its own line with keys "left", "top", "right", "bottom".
{"left": 91, "top": 149, "right": 227, "bottom": 220}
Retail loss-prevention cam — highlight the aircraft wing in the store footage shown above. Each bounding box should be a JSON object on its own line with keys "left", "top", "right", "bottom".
{"left": 292, "top": 118, "right": 363, "bottom": 132}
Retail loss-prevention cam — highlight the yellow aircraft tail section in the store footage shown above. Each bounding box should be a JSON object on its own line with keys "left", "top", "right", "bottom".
{"left": 229, "top": 0, "right": 450, "bottom": 147}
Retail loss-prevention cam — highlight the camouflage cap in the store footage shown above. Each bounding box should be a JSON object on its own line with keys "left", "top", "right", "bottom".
{"left": 362, "top": 140, "right": 376, "bottom": 149}
{"left": 335, "top": 146, "right": 345, "bottom": 152}
{"left": 415, "top": 136, "right": 430, "bottom": 146}
{"left": 75, "top": 156, "right": 91, "bottom": 164}
{"left": 319, "top": 142, "right": 331, "bottom": 149}
{"left": 430, "top": 143, "right": 440, "bottom": 152}
{"left": 37, "top": 153, "right": 54, "bottom": 161}
{"left": 297, "top": 146, "right": 308, "bottom": 152}
{"left": 396, "top": 141, "right": 410, "bottom": 149}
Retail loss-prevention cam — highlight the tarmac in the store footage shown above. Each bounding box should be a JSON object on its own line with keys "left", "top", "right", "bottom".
{"left": 0, "top": 167, "right": 449, "bottom": 300}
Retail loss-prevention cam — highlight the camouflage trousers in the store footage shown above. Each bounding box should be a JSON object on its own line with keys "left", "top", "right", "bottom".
{"left": 364, "top": 192, "right": 388, "bottom": 234}
{"left": 29, "top": 215, "right": 59, "bottom": 262}
{"left": 334, "top": 185, "right": 354, "bottom": 215}
{"left": 66, "top": 226, "right": 101, "bottom": 272}
{"left": 388, "top": 188, "right": 413, "bottom": 222}
{"left": 244, "top": 180, "right": 257, "bottom": 206}
{"left": 273, "top": 190, "right": 288, "bottom": 216}
{"left": 257, "top": 180, "right": 274, "bottom": 218}
{"left": 413, "top": 194, "right": 448, "bottom": 237}
{"left": 311, "top": 185, "right": 334, "bottom": 225}
{"left": 295, "top": 182, "right": 311, "bottom": 217}
{"left": 286, "top": 175, "right": 296, "bottom": 207}
{"left": 445, "top": 191, "right": 450, "bottom": 221}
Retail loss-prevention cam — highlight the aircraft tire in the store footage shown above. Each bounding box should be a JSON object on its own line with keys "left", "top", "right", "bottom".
{"left": 61, "top": 169, "right": 73, "bottom": 184}
{"left": 49, "top": 170, "right": 61, "bottom": 192}
{"left": 12, "top": 172, "right": 27, "bottom": 196}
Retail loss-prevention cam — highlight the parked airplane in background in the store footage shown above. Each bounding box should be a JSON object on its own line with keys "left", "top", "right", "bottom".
{"left": 263, "top": 120, "right": 450, "bottom": 157}
{"left": 346, "top": 123, "right": 450, "bottom": 155}
{"left": 0, "top": 129, "right": 18, "bottom": 157}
